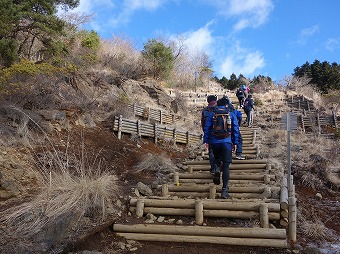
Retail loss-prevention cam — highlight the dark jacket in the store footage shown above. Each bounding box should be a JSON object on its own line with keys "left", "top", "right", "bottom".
{"left": 203, "top": 106, "right": 240, "bottom": 146}
{"left": 236, "top": 88, "right": 245, "bottom": 99}
{"left": 201, "top": 101, "right": 217, "bottom": 131}
{"left": 243, "top": 97, "right": 254, "bottom": 111}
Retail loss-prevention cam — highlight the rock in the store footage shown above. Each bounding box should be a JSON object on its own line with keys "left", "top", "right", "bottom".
{"left": 116, "top": 199, "right": 122, "bottom": 207}
{"left": 176, "top": 219, "right": 183, "bottom": 225}
{"left": 157, "top": 216, "right": 165, "bottom": 222}
{"left": 136, "top": 182, "right": 153, "bottom": 196}
{"left": 145, "top": 213, "right": 157, "bottom": 221}
{"left": 134, "top": 188, "right": 140, "bottom": 197}
{"left": 167, "top": 219, "right": 176, "bottom": 224}
{"left": 315, "top": 193, "right": 322, "bottom": 200}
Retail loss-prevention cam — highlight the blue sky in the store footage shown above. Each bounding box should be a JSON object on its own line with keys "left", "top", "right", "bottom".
{"left": 67, "top": 0, "right": 340, "bottom": 81}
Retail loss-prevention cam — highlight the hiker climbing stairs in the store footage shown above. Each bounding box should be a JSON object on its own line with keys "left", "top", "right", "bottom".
{"left": 113, "top": 123, "right": 297, "bottom": 249}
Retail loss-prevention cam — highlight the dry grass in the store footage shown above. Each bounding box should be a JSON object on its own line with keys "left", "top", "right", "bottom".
{"left": 0, "top": 141, "right": 119, "bottom": 239}
{"left": 300, "top": 220, "right": 330, "bottom": 241}
{"left": 134, "top": 152, "right": 177, "bottom": 174}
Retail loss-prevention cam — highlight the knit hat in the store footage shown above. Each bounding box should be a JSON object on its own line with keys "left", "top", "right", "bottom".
{"left": 217, "top": 97, "right": 228, "bottom": 106}
{"left": 207, "top": 95, "right": 217, "bottom": 103}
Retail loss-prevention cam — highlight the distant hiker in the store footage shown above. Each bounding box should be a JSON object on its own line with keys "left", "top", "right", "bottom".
{"left": 225, "top": 97, "right": 245, "bottom": 160}
{"left": 243, "top": 94, "right": 254, "bottom": 127}
{"left": 242, "top": 84, "right": 250, "bottom": 97}
{"left": 201, "top": 95, "right": 218, "bottom": 175}
{"left": 203, "top": 97, "right": 240, "bottom": 199}
{"left": 235, "top": 86, "right": 246, "bottom": 108}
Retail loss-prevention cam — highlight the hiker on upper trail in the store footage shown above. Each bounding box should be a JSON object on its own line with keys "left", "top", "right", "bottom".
{"left": 243, "top": 94, "right": 255, "bottom": 127}
{"left": 235, "top": 85, "right": 246, "bottom": 108}
{"left": 201, "top": 95, "right": 218, "bottom": 175}
{"left": 203, "top": 97, "right": 240, "bottom": 199}
{"left": 224, "top": 97, "right": 245, "bottom": 160}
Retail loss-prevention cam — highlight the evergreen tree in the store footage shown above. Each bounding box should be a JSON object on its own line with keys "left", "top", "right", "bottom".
{"left": 0, "top": 0, "right": 79, "bottom": 67}
{"left": 142, "top": 39, "right": 174, "bottom": 80}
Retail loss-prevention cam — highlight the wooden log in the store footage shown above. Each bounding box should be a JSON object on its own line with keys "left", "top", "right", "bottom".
{"left": 179, "top": 179, "right": 263, "bottom": 184}
{"left": 260, "top": 203, "right": 269, "bottom": 228}
{"left": 161, "top": 184, "right": 169, "bottom": 197}
{"left": 136, "top": 199, "right": 144, "bottom": 218}
{"left": 164, "top": 184, "right": 280, "bottom": 193}
{"left": 129, "top": 198, "right": 280, "bottom": 212}
{"left": 280, "top": 186, "right": 288, "bottom": 210}
{"left": 174, "top": 172, "right": 276, "bottom": 181}
{"left": 195, "top": 200, "right": 204, "bottom": 225}
{"left": 116, "top": 233, "right": 288, "bottom": 248}
{"left": 288, "top": 197, "right": 297, "bottom": 243}
{"left": 280, "top": 209, "right": 289, "bottom": 219}
{"left": 209, "top": 185, "right": 216, "bottom": 199}
{"left": 173, "top": 172, "right": 179, "bottom": 185}
{"left": 113, "top": 223, "right": 287, "bottom": 239}
{"left": 188, "top": 164, "right": 268, "bottom": 170}
{"left": 129, "top": 207, "right": 280, "bottom": 220}
{"left": 280, "top": 217, "right": 288, "bottom": 227}
{"left": 117, "top": 115, "right": 123, "bottom": 139}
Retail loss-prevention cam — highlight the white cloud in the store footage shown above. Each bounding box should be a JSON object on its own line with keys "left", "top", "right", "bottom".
{"left": 109, "top": 0, "right": 170, "bottom": 28}
{"left": 325, "top": 37, "right": 340, "bottom": 52}
{"left": 182, "top": 22, "right": 214, "bottom": 54}
{"left": 72, "top": 0, "right": 116, "bottom": 14}
{"left": 297, "top": 25, "right": 320, "bottom": 45}
{"left": 206, "top": 0, "right": 274, "bottom": 32}
{"left": 220, "top": 42, "right": 265, "bottom": 77}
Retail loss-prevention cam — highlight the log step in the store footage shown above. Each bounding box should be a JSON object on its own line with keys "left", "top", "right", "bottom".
{"left": 113, "top": 224, "right": 288, "bottom": 248}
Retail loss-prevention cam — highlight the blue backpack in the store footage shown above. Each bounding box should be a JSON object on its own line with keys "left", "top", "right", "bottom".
{"left": 212, "top": 108, "right": 231, "bottom": 139}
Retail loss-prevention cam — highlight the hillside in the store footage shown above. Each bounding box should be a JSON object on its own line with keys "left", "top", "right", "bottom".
{"left": 0, "top": 71, "right": 339, "bottom": 254}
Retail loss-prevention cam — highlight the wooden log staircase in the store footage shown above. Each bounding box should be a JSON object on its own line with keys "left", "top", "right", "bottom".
{"left": 113, "top": 124, "right": 296, "bottom": 249}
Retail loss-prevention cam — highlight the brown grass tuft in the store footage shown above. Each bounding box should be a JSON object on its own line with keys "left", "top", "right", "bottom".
{"left": 134, "top": 153, "right": 177, "bottom": 174}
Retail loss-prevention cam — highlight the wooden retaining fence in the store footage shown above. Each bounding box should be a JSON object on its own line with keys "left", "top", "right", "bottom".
{"left": 130, "top": 103, "right": 181, "bottom": 125}
{"left": 113, "top": 115, "right": 202, "bottom": 145}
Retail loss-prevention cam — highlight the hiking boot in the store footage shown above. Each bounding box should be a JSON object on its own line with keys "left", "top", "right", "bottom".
{"left": 221, "top": 188, "right": 230, "bottom": 199}
{"left": 235, "top": 155, "right": 246, "bottom": 160}
{"left": 213, "top": 167, "right": 220, "bottom": 185}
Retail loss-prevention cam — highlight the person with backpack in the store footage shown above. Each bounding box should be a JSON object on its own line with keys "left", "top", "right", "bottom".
{"left": 235, "top": 86, "right": 246, "bottom": 108}
{"left": 201, "top": 95, "right": 218, "bottom": 175}
{"left": 243, "top": 94, "right": 254, "bottom": 127}
{"left": 225, "top": 98, "right": 246, "bottom": 160}
{"left": 203, "top": 97, "right": 240, "bottom": 199}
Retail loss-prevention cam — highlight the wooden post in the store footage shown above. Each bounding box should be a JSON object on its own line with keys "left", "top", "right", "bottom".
{"left": 266, "top": 163, "right": 271, "bottom": 172}
{"left": 301, "top": 115, "right": 305, "bottom": 133}
{"left": 260, "top": 203, "right": 269, "bottom": 228}
{"left": 133, "top": 103, "right": 136, "bottom": 116}
{"left": 332, "top": 110, "right": 337, "bottom": 129}
{"left": 137, "top": 120, "right": 141, "bottom": 137}
{"left": 307, "top": 100, "right": 310, "bottom": 111}
{"left": 288, "top": 176, "right": 294, "bottom": 197}
{"left": 188, "top": 166, "right": 193, "bottom": 173}
{"left": 118, "top": 115, "right": 123, "bottom": 139}
{"left": 161, "top": 184, "right": 169, "bottom": 197}
{"left": 186, "top": 131, "right": 190, "bottom": 145}
{"left": 172, "top": 114, "right": 175, "bottom": 124}
{"left": 136, "top": 199, "right": 145, "bottom": 218}
{"left": 174, "top": 172, "right": 179, "bottom": 186}
{"left": 252, "top": 130, "right": 257, "bottom": 144}
{"left": 160, "top": 110, "right": 163, "bottom": 125}
{"left": 264, "top": 174, "right": 270, "bottom": 184}
{"left": 280, "top": 176, "right": 288, "bottom": 210}
{"left": 288, "top": 197, "right": 297, "bottom": 243}
{"left": 154, "top": 123, "right": 158, "bottom": 143}
{"left": 173, "top": 128, "right": 176, "bottom": 144}
{"left": 255, "top": 144, "right": 260, "bottom": 157}
{"left": 298, "top": 100, "right": 300, "bottom": 110}
{"left": 209, "top": 185, "right": 216, "bottom": 199}
{"left": 317, "top": 110, "right": 321, "bottom": 135}
{"left": 195, "top": 199, "right": 204, "bottom": 225}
